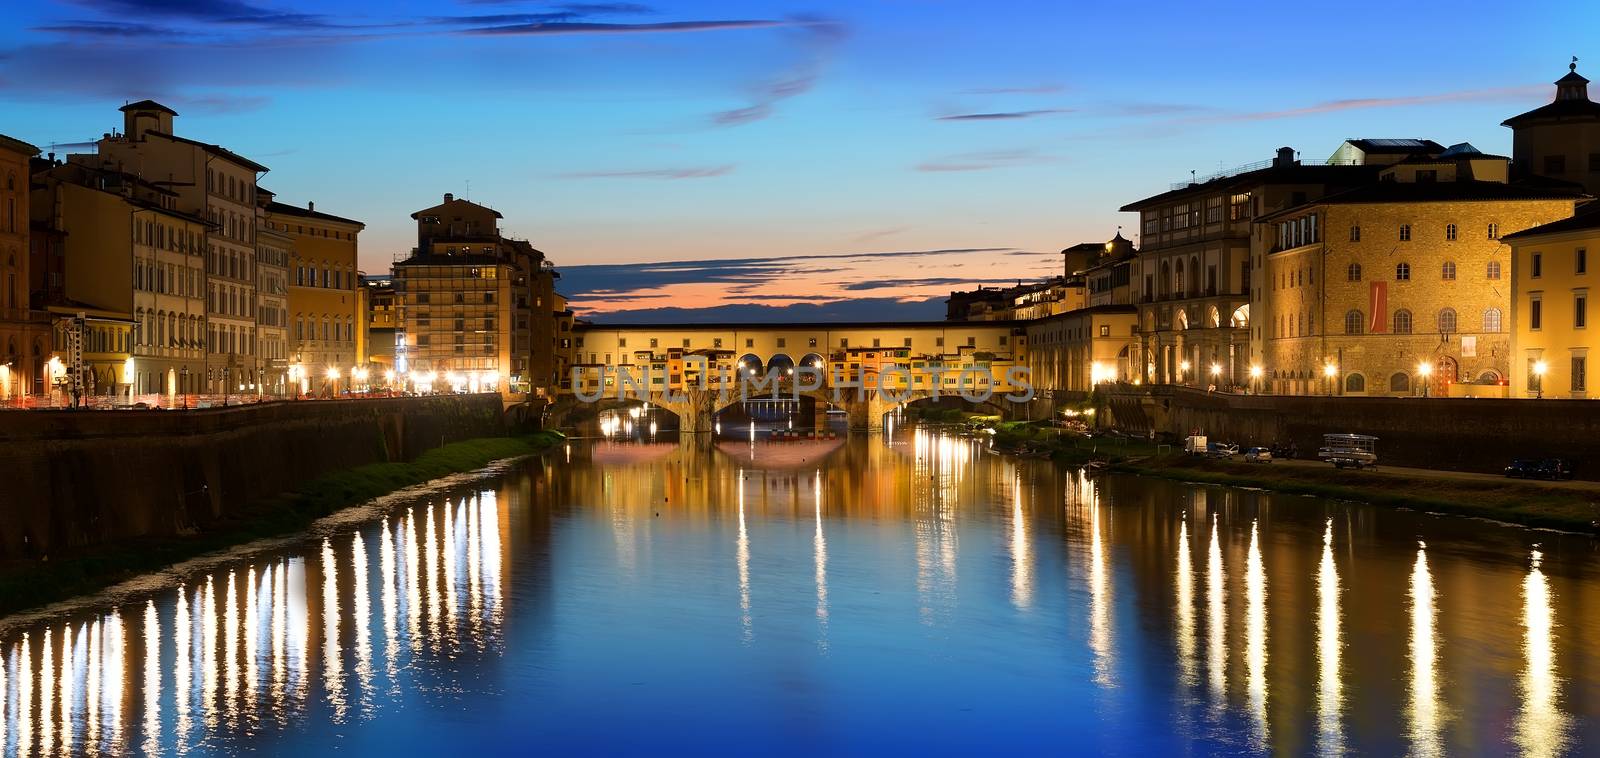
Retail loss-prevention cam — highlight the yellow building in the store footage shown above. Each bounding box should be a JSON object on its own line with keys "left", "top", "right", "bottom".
{"left": 1024, "top": 305, "right": 1140, "bottom": 393}
{"left": 95, "top": 100, "right": 270, "bottom": 395}
{"left": 32, "top": 159, "right": 211, "bottom": 402}
{"left": 1125, "top": 145, "right": 1390, "bottom": 389}
{"left": 363, "top": 274, "right": 397, "bottom": 372}
{"left": 254, "top": 189, "right": 293, "bottom": 396}
{"left": 1504, "top": 205, "right": 1600, "bottom": 397}
{"left": 264, "top": 200, "right": 364, "bottom": 394}
{"left": 1504, "top": 61, "right": 1600, "bottom": 196}
{"left": 0, "top": 133, "right": 45, "bottom": 402}
{"left": 1254, "top": 149, "right": 1582, "bottom": 396}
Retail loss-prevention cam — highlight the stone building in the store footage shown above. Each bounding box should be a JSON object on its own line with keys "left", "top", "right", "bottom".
{"left": 1122, "top": 146, "right": 1384, "bottom": 389}
{"left": 263, "top": 200, "right": 364, "bottom": 394}
{"left": 0, "top": 133, "right": 45, "bottom": 401}
{"left": 254, "top": 189, "right": 292, "bottom": 397}
{"left": 1503, "top": 204, "right": 1600, "bottom": 397}
{"left": 1253, "top": 148, "right": 1583, "bottom": 396}
{"left": 1024, "top": 305, "right": 1139, "bottom": 393}
{"left": 94, "top": 100, "right": 269, "bottom": 395}
{"left": 1504, "top": 60, "right": 1600, "bottom": 195}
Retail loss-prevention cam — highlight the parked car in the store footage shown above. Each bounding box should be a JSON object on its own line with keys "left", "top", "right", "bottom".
{"left": 1538, "top": 458, "right": 1577, "bottom": 480}
{"left": 1244, "top": 447, "right": 1273, "bottom": 463}
{"left": 1208, "top": 442, "right": 1239, "bottom": 458}
{"left": 1504, "top": 459, "right": 1544, "bottom": 478}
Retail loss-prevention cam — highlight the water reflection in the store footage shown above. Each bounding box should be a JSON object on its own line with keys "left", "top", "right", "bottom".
{"left": 1408, "top": 543, "right": 1443, "bottom": 758}
{"left": 0, "top": 431, "right": 1596, "bottom": 756}
{"left": 1515, "top": 549, "right": 1569, "bottom": 758}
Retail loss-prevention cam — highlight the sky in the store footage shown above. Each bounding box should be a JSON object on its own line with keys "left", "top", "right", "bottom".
{"left": 2, "top": 0, "right": 1596, "bottom": 322}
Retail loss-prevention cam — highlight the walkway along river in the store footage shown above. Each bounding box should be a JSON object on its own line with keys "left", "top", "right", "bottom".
{"left": 0, "top": 425, "right": 1595, "bottom": 755}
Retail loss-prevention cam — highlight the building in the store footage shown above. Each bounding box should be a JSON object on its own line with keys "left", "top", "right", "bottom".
{"left": 1253, "top": 147, "right": 1583, "bottom": 396}
{"left": 394, "top": 193, "right": 559, "bottom": 397}
{"left": 1024, "top": 305, "right": 1140, "bottom": 394}
{"left": 1504, "top": 204, "right": 1600, "bottom": 397}
{"left": 0, "top": 133, "right": 45, "bottom": 402}
{"left": 1084, "top": 231, "right": 1137, "bottom": 307}
{"left": 94, "top": 100, "right": 269, "bottom": 396}
{"left": 28, "top": 159, "right": 204, "bottom": 401}
{"left": 363, "top": 274, "right": 397, "bottom": 371}
{"left": 1124, "top": 146, "right": 1387, "bottom": 389}
{"left": 255, "top": 189, "right": 292, "bottom": 397}
{"left": 1504, "top": 60, "right": 1600, "bottom": 196}
{"left": 264, "top": 200, "right": 364, "bottom": 395}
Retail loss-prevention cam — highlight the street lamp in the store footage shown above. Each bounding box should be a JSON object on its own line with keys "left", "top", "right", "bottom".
{"left": 1323, "top": 362, "right": 1337, "bottom": 397}
{"left": 326, "top": 366, "right": 340, "bottom": 397}
{"left": 1417, "top": 360, "right": 1433, "bottom": 398}
{"left": 1533, "top": 360, "right": 1548, "bottom": 399}
{"left": 1179, "top": 359, "right": 1191, "bottom": 384}
{"left": 1248, "top": 364, "right": 1263, "bottom": 395}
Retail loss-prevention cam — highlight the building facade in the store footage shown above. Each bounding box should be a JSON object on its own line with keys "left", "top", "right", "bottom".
{"left": 95, "top": 100, "right": 269, "bottom": 396}
{"left": 255, "top": 190, "right": 292, "bottom": 397}
{"left": 1024, "top": 306, "right": 1139, "bottom": 393}
{"left": 1504, "top": 61, "right": 1600, "bottom": 196}
{"left": 1504, "top": 206, "right": 1600, "bottom": 397}
{"left": 363, "top": 274, "right": 397, "bottom": 372}
{"left": 0, "top": 134, "right": 43, "bottom": 401}
{"left": 264, "top": 200, "right": 364, "bottom": 394}
{"left": 1254, "top": 152, "right": 1582, "bottom": 396}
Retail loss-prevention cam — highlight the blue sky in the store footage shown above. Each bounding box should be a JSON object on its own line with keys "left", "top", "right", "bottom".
{"left": 2, "top": 0, "right": 1596, "bottom": 319}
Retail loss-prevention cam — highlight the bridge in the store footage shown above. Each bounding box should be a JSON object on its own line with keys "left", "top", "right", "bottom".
{"left": 558, "top": 321, "right": 1032, "bottom": 431}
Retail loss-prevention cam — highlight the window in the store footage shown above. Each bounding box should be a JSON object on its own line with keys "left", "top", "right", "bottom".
{"left": 1344, "top": 310, "right": 1363, "bottom": 335}
{"left": 1347, "top": 263, "right": 1362, "bottom": 282}
{"left": 1483, "top": 307, "right": 1503, "bottom": 333}
{"left": 1487, "top": 260, "right": 1502, "bottom": 280}
{"left": 1396, "top": 263, "right": 1411, "bottom": 281}
{"left": 1099, "top": 324, "right": 1111, "bottom": 337}
{"left": 1577, "top": 293, "right": 1588, "bottom": 329}
{"left": 1399, "top": 224, "right": 1411, "bottom": 241}
{"left": 745, "top": 338, "right": 754, "bottom": 348}
{"left": 619, "top": 337, "right": 627, "bottom": 347}
{"left": 1390, "top": 373, "right": 1410, "bottom": 392}
{"left": 1545, "top": 155, "right": 1567, "bottom": 175}
{"left": 1574, "top": 356, "right": 1588, "bottom": 393}
{"left": 808, "top": 337, "right": 818, "bottom": 348}
{"left": 1350, "top": 225, "right": 1361, "bottom": 242}
{"left": 1531, "top": 297, "right": 1543, "bottom": 330}
{"left": 1438, "top": 308, "right": 1458, "bottom": 334}
{"left": 1344, "top": 374, "right": 1365, "bottom": 393}
{"left": 1394, "top": 309, "right": 1413, "bottom": 334}
{"left": 1442, "top": 261, "right": 1456, "bottom": 280}
{"left": 1578, "top": 248, "right": 1588, "bottom": 274}
{"left": 1533, "top": 252, "right": 1543, "bottom": 278}
{"left": 1445, "top": 223, "right": 1457, "bottom": 241}
{"left": 1488, "top": 223, "right": 1499, "bottom": 239}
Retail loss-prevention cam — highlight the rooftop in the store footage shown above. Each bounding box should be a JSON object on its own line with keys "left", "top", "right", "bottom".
{"left": 265, "top": 200, "right": 364, "bottom": 227}
{"left": 1501, "top": 202, "right": 1600, "bottom": 241}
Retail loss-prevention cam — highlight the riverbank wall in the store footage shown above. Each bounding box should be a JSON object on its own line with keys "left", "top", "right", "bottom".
{"left": 0, "top": 394, "right": 505, "bottom": 560}
{"left": 1104, "top": 386, "right": 1600, "bottom": 477}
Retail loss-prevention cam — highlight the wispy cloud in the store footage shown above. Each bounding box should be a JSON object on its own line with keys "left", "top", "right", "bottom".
{"left": 461, "top": 19, "right": 782, "bottom": 36}
{"left": 915, "top": 148, "right": 1057, "bottom": 173}
{"left": 937, "top": 109, "right": 1070, "bottom": 121}
{"left": 709, "top": 16, "right": 846, "bottom": 127}
{"left": 560, "top": 164, "right": 734, "bottom": 180}
{"left": 1201, "top": 85, "right": 1546, "bottom": 123}
{"left": 961, "top": 84, "right": 1064, "bottom": 95}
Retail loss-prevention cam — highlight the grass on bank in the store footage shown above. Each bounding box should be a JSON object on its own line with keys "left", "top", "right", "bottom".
{"left": 1121, "top": 455, "right": 1600, "bottom": 533}
{"left": 0, "top": 431, "right": 564, "bottom": 617}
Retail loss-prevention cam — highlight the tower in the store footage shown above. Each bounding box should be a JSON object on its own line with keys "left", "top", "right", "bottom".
{"left": 1503, "top": 58, "right": 1600, "bottom": 194}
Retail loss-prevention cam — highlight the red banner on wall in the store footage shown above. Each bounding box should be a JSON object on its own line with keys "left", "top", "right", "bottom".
{"left": 1369, "top": 281, "right": 1388, "bottom": 333}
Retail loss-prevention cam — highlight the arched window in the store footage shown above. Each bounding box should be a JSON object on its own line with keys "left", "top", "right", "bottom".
{"left": 1344, "top": 309, "right": 1363, "bottom": 335}
{"left": 1345, "top": 373, "right": 1366, "bottom": 393}
{"left": 1174, "top": 259, "right": 1185, "bottom": 295}
{"left": 1390, "top": 372, "right": 1411, "bottom": 392}
{"left": 1446, "top": 223, "right": 1458, "bottom": 241}
{"left": 1483, "top": 307, "right": 1502, "bottom": 333}
{"left": 1394, "top": 309, "right": 1413, "bottom": 334}
{"left": 1347, "top": 262, "right": 1362, "bottom": 282}
{"left": 1488, "top": 222, "right": 1499, "bottom": 239}
{"left": 1438, "top": 308, "right": 1458, "bottom": 333}
{"left": 1487, "top": 260, "right": 1502, "bottom": 280}
{"left": 1396, "top": 262, "right": 1411, "bottom": 281}
{"left": 1442, "top": 261, "right": 1456, "bottom": 280}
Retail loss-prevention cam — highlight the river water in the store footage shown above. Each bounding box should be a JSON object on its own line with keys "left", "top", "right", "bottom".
{"left": 1, "top": 426, "right": 1596, "bottom": 756}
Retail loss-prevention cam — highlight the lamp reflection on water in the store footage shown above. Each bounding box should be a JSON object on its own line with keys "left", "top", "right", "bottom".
{"left": 1206, "top": 516, "right": 1227, "bottom": 707}
{"left": 1408, "top": 543, "right": 1443, "bottom": 758}
{"left": 1245, "top": 519, "right": 1269, "bottom": 748}
{"left": 1010, "top": 469, "right": 1033, "bottom": 610}
{"left": 1515, "top": 549, "right": 1568, "bottom": 758}
{"left": 1316, "top": 518, "right": 1345, "bottom": 756}
{"left": 1174, "top": 513, "right": 1196, "bottom": 687}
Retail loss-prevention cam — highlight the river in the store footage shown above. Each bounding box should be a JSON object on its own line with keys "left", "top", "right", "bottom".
{"left": 0, "top": 426, "right": 1596, "bottom": 756}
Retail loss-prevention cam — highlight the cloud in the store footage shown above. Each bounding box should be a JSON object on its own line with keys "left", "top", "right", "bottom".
{"left": 561, "top": 164, "right": 734, "bottom": 180}
{"left": 838, "top": 277, "right": 1005, "bottom": 291}
{"left": 32, "top": 21, "right": 186, "bottom": 37}
{"left": 577, "top": 296, "right": 949, "bottom": 325}
{"left": 708, "top": 16, "right": 846, "bottom": 127}
{"left": 961, "top": 84, "right": 1064, "bottom": 95}
{"left": 1203, "top": 85, "right": 1546, "bottom": 123}
{"left": 937, "top": 109, "right": 1070, "bottom": 122}
{"left": 915, "top": 148, "right": 1056, "bottom": 173}
{"left": 559, "top": 248, "right": 1014, "bottom": 297}
{"left": 61, "top": 0, "right": 333, "bottom": 29}
{"left": 461, "top": 19, "right": 782, "bottom": 36}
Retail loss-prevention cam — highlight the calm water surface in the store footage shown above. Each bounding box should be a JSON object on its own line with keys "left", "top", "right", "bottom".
{"left": 1, "top": 427, "right": 1597, "bottom": 756}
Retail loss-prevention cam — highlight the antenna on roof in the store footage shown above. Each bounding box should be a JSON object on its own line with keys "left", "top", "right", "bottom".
{"left": 1574, "top": 55, "right": 1580, "bottom": 73}
{"left": 465, "top": 180, "right": 471, "bottom": 200}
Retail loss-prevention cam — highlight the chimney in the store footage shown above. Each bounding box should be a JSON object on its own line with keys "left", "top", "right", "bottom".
{"left": 1274, "top": 147, "right": 1296, "bottom": 167}
{"left": 308, "top": 201, "right": 315, "bottom": 212}
{"left": 444, "top": 192, "right": 454, "bottom": 203}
